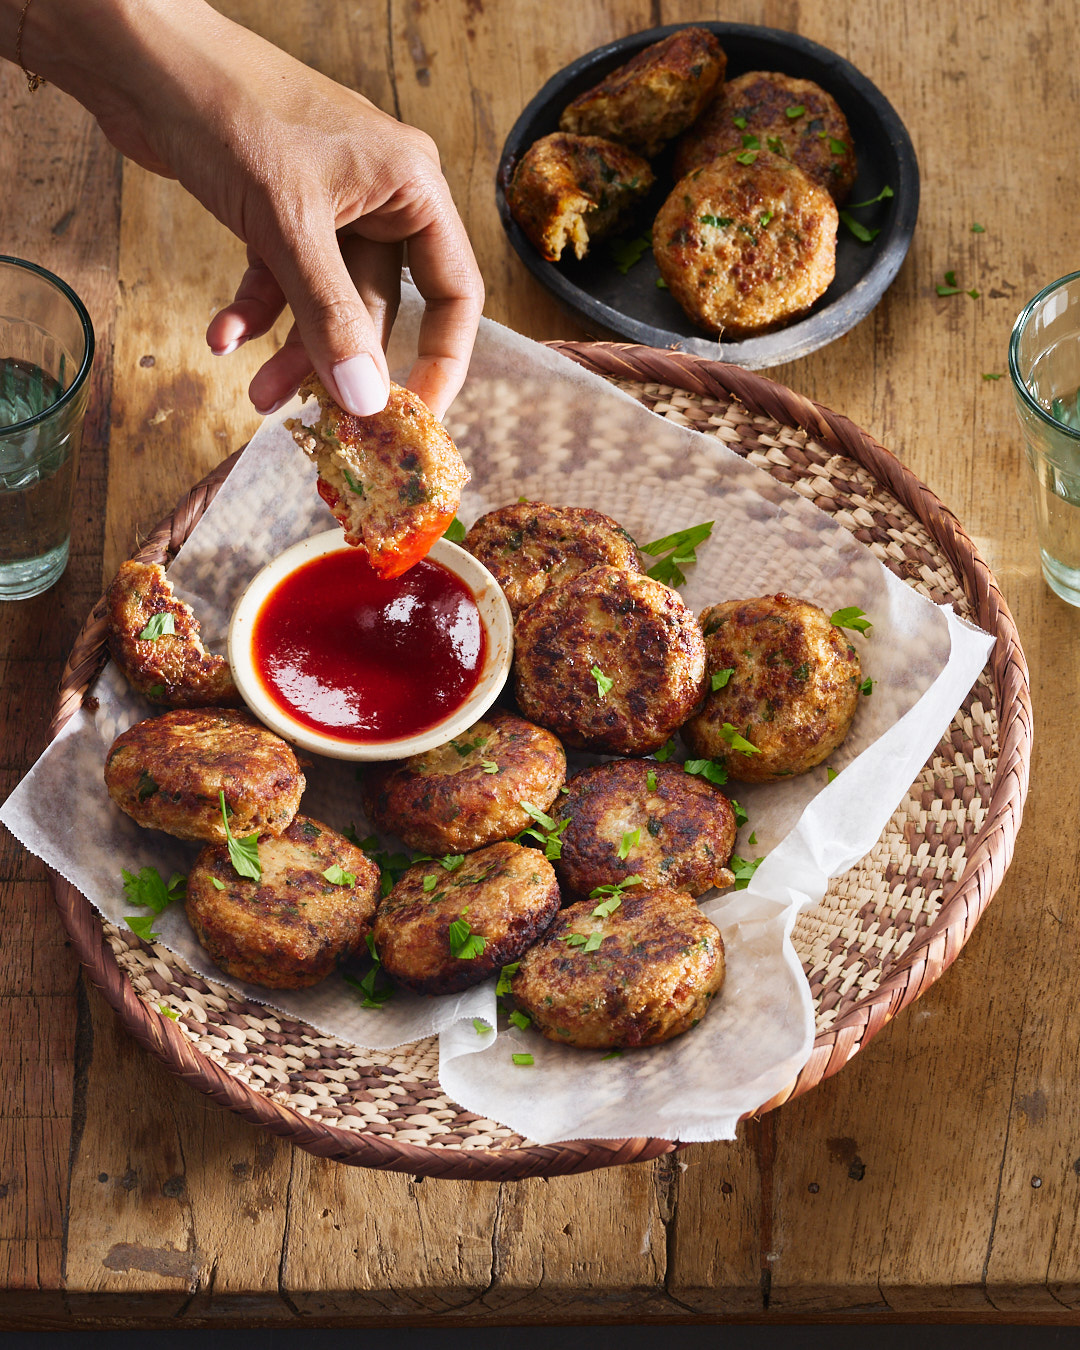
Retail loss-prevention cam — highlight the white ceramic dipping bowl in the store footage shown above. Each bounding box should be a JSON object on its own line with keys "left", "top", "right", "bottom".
{"left": 228, "top": 530, "right": 514, "bottom": 761}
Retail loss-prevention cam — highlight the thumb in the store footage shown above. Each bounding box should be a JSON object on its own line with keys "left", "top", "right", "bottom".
{"left": 265, "top": 219, "right": 391, "bottom": 416}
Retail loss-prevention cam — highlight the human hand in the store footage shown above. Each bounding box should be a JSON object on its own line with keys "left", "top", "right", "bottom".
{"left": 16, "top": 0, "right": 484, "bottom": 420}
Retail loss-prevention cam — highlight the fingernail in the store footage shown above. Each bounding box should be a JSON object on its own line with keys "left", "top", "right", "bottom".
{"left": 256, "top": 395, "right": 289, "bottom": 416}
{"left": 332, "top": 354, "right": 389, "bottom": 416}
{"left": 210, "top": 337, "right": 244, "bottom": 357}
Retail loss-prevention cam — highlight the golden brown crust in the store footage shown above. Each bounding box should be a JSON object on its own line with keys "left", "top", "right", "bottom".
{"left": 511, "top": 887, "right": 725, "bottom": 1048}
{"left": 513, "top": 565, "right": 707, "bottom": 755}
{"left": 461, "top": 500, "right": 643, "bottom": 618}
{"left": 104, "top": 708, "right": 305, "bottom": 842}
{"left": 373, "top": 842, "right": 561, "bottom": 996}
{"left": 106, "top": 561, "right": 241, "bottom": 708}
{"left": 362, "top": 710, "right": 567, "bottom": 854}
{"left": 682, "top": 593, "right": 862, "bottom": 782}
{"left": 674, "top": 70, "right": 857, "bottom": 203}
{"left": 560, "top": 28, "right": 727, "bottom": 158}
{"left": 286, "top": 376, "right": 469, "bottom": 579}
{"left": 555, "top": 758, "right": 736, "bottom": 899}
{"left": 185, "top": 816, "right": 380, "bottom": 989}
{"left": 506, "top": 133, "right": 654, "bottom": 262}
{"left": 653, "top": 151, "right": 838, "bottom": 336}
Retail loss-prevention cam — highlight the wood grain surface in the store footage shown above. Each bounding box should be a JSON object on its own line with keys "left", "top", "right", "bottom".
{"left": 1, "top": 0, "right": 1077, "bottom": 1327}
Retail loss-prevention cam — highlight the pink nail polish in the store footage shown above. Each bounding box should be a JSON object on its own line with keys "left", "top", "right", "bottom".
{"left": 332, "top": 354, "right": 389, "bottom": 416}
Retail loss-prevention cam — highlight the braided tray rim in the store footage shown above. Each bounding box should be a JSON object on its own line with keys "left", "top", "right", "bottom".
{"left": 46, "top": 342, "right": 1031, "bottom": 1178}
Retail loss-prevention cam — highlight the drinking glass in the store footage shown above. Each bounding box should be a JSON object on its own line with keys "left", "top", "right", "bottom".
{"left": 1010, "top": 270, "right": 1080, "bottom": 607}
{"left": 0, "top": 256, "right": 94, "bottom": 600}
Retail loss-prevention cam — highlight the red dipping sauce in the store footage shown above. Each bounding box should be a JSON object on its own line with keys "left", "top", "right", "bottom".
{"left": 252, "top": 549, "right": 487, "bottom": 743}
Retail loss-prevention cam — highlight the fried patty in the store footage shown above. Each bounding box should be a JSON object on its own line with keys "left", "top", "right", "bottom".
{"left": 510, "top": 887, "right": 725, "bottom": 1048}
{"left": 555, "top": 758, "right": 736, "bottom": 899}
{"left": 506, "top": 133, "right": 654, "bottom": 262}
{"left": 559, "top": 27, "right": 727, "bottom": 158}
{"left": 373, "top": 842, "right": 561, "bottom": 996}
{"left": 287, "top": 375, "right": 469, "bottom": 579}
{"left": 682, "top": 593, "right": 862, "bottom": 781}
{"left": 362, "top": 710, "right": 566, "bottom": 854}
{"left": 106, "top": 560, "right": 240, "bottom": 708}
{"left": 462, "top": 500, "right": 643, "bottom": 618}
{"left": 673, "top": 70, "right": 857, "bottom": 203}
{"left": 185, "top": 816, "right": 379, "bottom": 989}
{"left": 513, "top": 565, "right": 707, "bottom": 755}
{"left": 653, "top": 151, "right": 838, "bottom": 336}
{"left": 104, "top": 708, "right": 305, "bottom": 842}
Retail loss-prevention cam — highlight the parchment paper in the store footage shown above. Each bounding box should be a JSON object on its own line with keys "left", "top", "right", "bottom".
{"left": 1, "top": 282, "right": 994, "bottom": 1144}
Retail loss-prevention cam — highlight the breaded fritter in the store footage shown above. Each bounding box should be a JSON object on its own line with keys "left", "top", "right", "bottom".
{"left": 653, "top": 151, "right": 838, "bottom": 336}
{"left": 555, "top": 758, "right": 736, "bottom": 899}
{"left": 673, "top": 70, "right": 857, "bottom": 203}
{"left": 185, "top": 816, "right": 379, "bottom": 989}
{"left": 287, "top": 375, "right": 469, "bottom": 579}
{"left": 682, "top": 593, "right": 862, "bottom": 782}
{"left": 513, "top": 565, "right": 707, "bottom": 755}
{"left": 106, "top": 560, "right": 240, "bottom": 708}
{"left": 462, "top": 500, "right": 643, "bottom": 618}
{"left": 506, "top": 133, "right": 654, "bottom": 262}
{"left": 362, "top": 710, "right": 566, "bottom": 854}
{"left": 374, "top": 842, "right": 561, "bottom": 996}
{"left": 511, "top": 887, "right": 725, "bottom": 1048}
{"left": 560, "top": 27, "right": 727, "bottom": 158}
{"left": 104, "top": 708, "right": 305, "bottom": 842}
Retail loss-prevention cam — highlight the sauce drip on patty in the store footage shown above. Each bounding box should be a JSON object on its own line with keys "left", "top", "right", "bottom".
{"left": 252, "top": 549, "right": 486, "bottom": 743}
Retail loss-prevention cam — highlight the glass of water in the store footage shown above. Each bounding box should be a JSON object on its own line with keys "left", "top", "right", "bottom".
{"left": 0, "top": 256, "right": 94, "bottom": 600}
{"left": 1010, "top": 270, "right": 1080, "bottom": 607}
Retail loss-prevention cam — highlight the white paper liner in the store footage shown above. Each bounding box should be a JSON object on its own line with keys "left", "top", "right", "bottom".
{"left": 1, "top": 281, "right": 994, "bottom": 1145}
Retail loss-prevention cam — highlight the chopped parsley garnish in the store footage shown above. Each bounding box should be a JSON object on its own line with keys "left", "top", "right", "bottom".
{"left": 122, "top": 865, "right": 185, "bottom": 914}
{"left": 828, "top": 137, "right": 847, "bottom": 154}
{"left": 759, "top": 212, "right": 773, "bottom": 227}
{"left": 609, "top": 231, "right": 652, "bottom": 274}
{"left": 211, "top": 877, "right": 225, "bottom": 891}
{"left": 639, "top": 519, "right": 713, "bottom": 587}
{"left": 147, "top": 683, "right": 165, "bottom": 699}
{"left": 509, "top": 1009, "right": 531, "bottom": 1031}
{"left": 683, "top": 757, "right": 729, "bottom": 785}
{"left": 601, "top": 1049, "right": 623, "bottom": 1060}
{"left": 423, "top": 874, "right": 437, "bottom": 892}
{"left": 450, "top": 734, "right": 487, "bottom": 756}
{"left": 344, "top": 938, "right": 395, "bottom": 1008}
{"left": 859, "top": 676, "right": 876, "bottom": 696}
{"left": 218, "top": 790, "right": 261, "bottom": 881}
{"left": 562, "top": 930, "right": 604, "bottom": 952}
{"left": 720, "top": 723, "right": 760, "bottom": 756}
{"left": 765, "top": 136, "right": 788, "bottom": 157}
{"left": 590, "top": 874, "right": 643, "bottom": 902}
{"left": 736, "top": 150, "right": 758, "bottom": 165}
{"left": 936, "top": 269, "right": 963, "bottom": 296}
{"left": 700, "top": 214, "right": 732, "bottom": 228}
{"left": 982, "top": 372, "right": 1004, "bottom": 381}
{"left": 512, "top": 1053, "right": 534, "bottom": 1066}
{"left": 786, "top": 104, "right": 805, "bottom": 119}
{"left": 732, "top": 115, "right": 747, "bottom": 129}
{"left": 967, "top": 288, "right": 980, "bottom": 300}
{"left": 646, "top": 769, "right": 658, "bottom": 793}
{"left": 443, "top": 515, "right": 467, "bottom": 543}
{"left": 730, "top": 854, "right": 765, "bottom": 889}
{"left": 830, "top": 605, "right": 872, "bottom": 634}
{"left": 158, "top": 1003, "right": 179, "bottom": 1021}
{"left": 653, "top": 739, "right": 678, "bottom": 763}
{"left": 516, "top": 803, "right": 569, "bottom": 860}
{"left": 847, "top": 186, "right": 894, "bottom": 210}
{"left": 342, "top": 467, "right": 365, "bottom": 496}
{"left": 125, "top": 915, "right": 161, "bottom": 943}
{"left": 473, "top": 1017, "right": 491, "bottom": 1034}
{"left": 711, "top": 667, "right": 734, "bottom": 690}
{"left": 826, "top": 766, "right": 839, "bottom": 783}
{"left": 439, "top": 854, "right": 465, "bottom": 871}
{"left": 972, "top": 222, "right": 986, "bottom": 233}
{"left": 322, "top": 864, "right": 355, "bottom": 886}
{"left": 731, "top": 798, "right": 748, "bottom": 828}
{"left": 617, "top": 828, "right": 640, "bottom": 860}
{"left": 136, "top": 770, "right": 159, "bottom": 802}
{"left": 656, "top": 276, "right": 669, "bottom": 289}
{"left": 481, "top": 758, "right": 499, "bottom": 774}
{"left": 840, "top": 212, "right": 880, "bottom": 243}
{"left": 137, "top": 612, "right": 175, "bottom": 641}
{"left": 591, "top": 664, "right": 613, "bottom": 698}
{"left": 591, "top": 894, "right": 623, "bottom": 919}
{"left": 496, "top": 962, "right": 520, "bottom": 997}
{"left": 741, "top": 133, "right": 760, "bottom": 150}
{"left": 449, "top": 917, "right": 487, "bottom": 960}
{"left": 748, "top": 831, "right": 758, "bottom": 846}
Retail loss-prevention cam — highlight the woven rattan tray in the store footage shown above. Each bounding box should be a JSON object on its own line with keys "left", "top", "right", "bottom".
{"left": 48, "top": 344, "right": 1031, "bottom": 1179}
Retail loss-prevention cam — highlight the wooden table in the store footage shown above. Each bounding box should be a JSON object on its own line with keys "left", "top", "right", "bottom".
{"left": 1, "top": 0, "right": 1074, "bottom": 1327}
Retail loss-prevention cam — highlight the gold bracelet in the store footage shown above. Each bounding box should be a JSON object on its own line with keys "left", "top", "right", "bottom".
{"left": 15, "top": 0, "right": 46, "bottom": 92}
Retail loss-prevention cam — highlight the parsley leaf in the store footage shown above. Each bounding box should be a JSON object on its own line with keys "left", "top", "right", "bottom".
{"left": 122, "top": 865, "right": 185, "bottom": 913}
{"left": 748, "top": 831, "right": 758, "bottom": 846}
{"left": 653, "top": 739, "right": 678, "bottom": 763}
{"left": 473, "top": 1017, "right": 492, "bottom": 1034}
{"left": 730, "top": 854, "right": 765, "bottom": 889}
{"left": 859, "top": 676, "right": 876, "bottom": 696}
{"left": 589, "top": 874, "right": 643, "bottom": 901}
{"left": 147, "top": 683, "right": 165, "bottom": 699}
{"left": 137, "top": 612, "right": 175, "bottom": 641}
{"left": 711, "top": 667, "right": 734, "bottom": 690}
{"left": 646, "top": 769, "right": 658, "bottom": 793}
{"left": 601, "top": 1049, "right": 622, "bottom": 1060}
{"left": 211, "top": 877, "right": 225, "bottom": 891}
{"left": 720, "top": 724, "right": 760, "bottom": 756}
{"left": 439, "top": 854, "right": 465, "bottom": 871}
{"left": 158, "top": 1003, "right": 179, "bottom": 1021}
{"left": 481, "top": 758, "right": 499, "bottom": 774}
{"left": 609, "top": 232, "right": 652, "bottom": 274}
{"left": 847, "top": 185, "right": 894, "bottom": 209}
{"left": 342, "top": 467, "right": 365, "bottom": 496}
{"left": 741, "top": 133, "right": 760, "bottom": 150}
{"left": 972, "top": 222, "right": 986, "bottom": 233}
{"left": 423, "top": 874, "right": 437, "bottom": 892}
{"left": 592, "top": 895, "right": 622, "bottom": 918}
{"left": 639, "top": 519, "right": 713, "bottom": 588}
{"left": 828, "top": 137, "right": 847, "bottom": 154}
{"left": 826, "top": 766, "right": 839, "bottom": 783}
{"left": 732, "top": 115, "right": 747, "bottom": 129}
{"left": 830, "top": 606, "right": 873, "bottom": 634}
{"left": 591, "top": 664, "right": 613, "bottom": 698}
{"left": 730, "top": 798, "right": 748, "bottom": 828}
{"left": 617, "top": 828, "right": 640, "bottom": 860}
{"left": 218, "top": 790, "right": 261, "bottom": 881}
{"left": 443, "top": 515, "right": 467, "bottom": 543}
{"left": 449, "top": 917, "right": 487, "bottom": 960}
{"left": 736, "top": 150, "right": 758, "bottom": 165}
{"left": 699, "top": 214, "right": 733, "bottom": 228}
{"left": 982, "top": 372, "right": 1004, "bottom": 381}
{"left": 136, "top": 770, "right": 159, "bottom": 802}
{"left": 322, "top": 864, "right": 355, "bottom": 886}
{"left": 683, "top": 757, "right": 729, "bottom": 785}
{"left": 840, "top": 211, "right": 880, "bottom": 243}
{"left": 126, "top": 914, "right": 161, "bottom": 943}
{"left": 786, "top": 104, "right": 805, "bottom": 118}
{"left": 496, "top": 963, "right": 520, "bottom": 997}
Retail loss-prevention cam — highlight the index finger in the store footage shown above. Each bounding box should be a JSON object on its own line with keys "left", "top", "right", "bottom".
{"left": 401, "top": 207, "right": 485, "bottom": 420}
